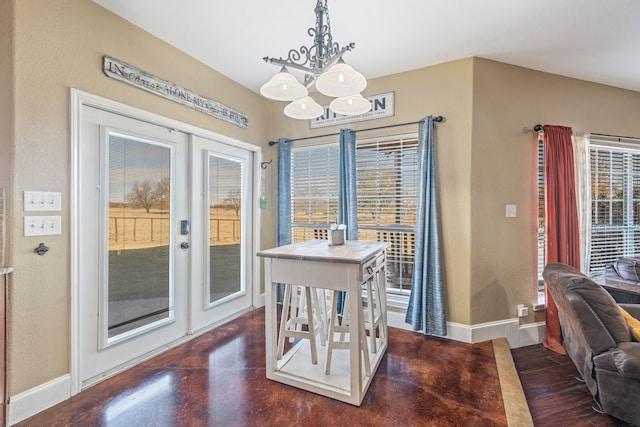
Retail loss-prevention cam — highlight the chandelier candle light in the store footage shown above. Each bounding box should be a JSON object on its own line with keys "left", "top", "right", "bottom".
{"left": 260, "top": 0, "right": 370, "bottom": 120}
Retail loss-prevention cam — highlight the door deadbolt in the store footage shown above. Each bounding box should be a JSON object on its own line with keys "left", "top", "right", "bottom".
{"left": 180, "top": 242, "right": 190, "bottom": 250}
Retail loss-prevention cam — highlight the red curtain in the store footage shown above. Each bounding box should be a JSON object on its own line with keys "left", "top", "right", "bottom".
{"left": 543, "top": 125, "right": 581, "bottom": 355}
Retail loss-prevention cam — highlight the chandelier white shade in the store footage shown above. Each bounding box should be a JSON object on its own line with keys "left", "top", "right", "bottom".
{"left": 259, "top": 68, "right": 308, "bottom": 101}
{"left": 261, "top": 0, "right": 369, "bottom": 120}
{"left": 315, "top": 61, "right": 367, "bottom": 98}
{"left": 329, "top": 93, "right": 371, "bottom": 116}
{"left": 284, "top": 96, "right": 324, "bottom": 120}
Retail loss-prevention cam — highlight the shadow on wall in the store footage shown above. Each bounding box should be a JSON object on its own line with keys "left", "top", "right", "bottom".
{"left": 472, "top": 280, "right": 509, "bottom": 321}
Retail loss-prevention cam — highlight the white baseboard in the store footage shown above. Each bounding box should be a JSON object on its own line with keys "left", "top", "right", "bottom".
{"left": 388, "top": 310, "right": 545, "bottom": 349}
{"left": 256, "top": 292, "right": 265, "bottom": 308}
{"left": 8, "top": 374, "right": 71, "bottom": 426}
{"left": 516, "top": 321, "right": 546, "bottom": 347}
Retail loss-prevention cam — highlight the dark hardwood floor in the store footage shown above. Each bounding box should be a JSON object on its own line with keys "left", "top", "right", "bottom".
{"left": 511, "top": 344, "right": 633, "bottom": 426}
{"left": 17, "top": 308, "right": 507, "bottom": 427}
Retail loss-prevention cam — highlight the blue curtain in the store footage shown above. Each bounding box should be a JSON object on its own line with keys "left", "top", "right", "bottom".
{"left": 405, "top": 116, "right": 447, "bottom": 336}
{"left": 338, "top": 128, "right": 358, "bottom": 239}
{"left": 275, "top": 137, "right": 291, "bottom": 302}
{"left": 336, "top": 128, "right": 358, "bottom": 312}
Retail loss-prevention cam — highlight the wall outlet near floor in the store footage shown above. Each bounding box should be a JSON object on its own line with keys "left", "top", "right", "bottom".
{"left": 517, "top": 304, "right": 529, "bottom": 317}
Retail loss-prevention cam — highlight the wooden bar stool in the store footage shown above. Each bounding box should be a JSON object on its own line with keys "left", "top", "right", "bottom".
{"left": 363, "top": 263, "right": 386, "bottom": 353}
{"left": 276, "top": 284, "right": 326, "bottom": 364}
{"left": 324, "top": 290, "right": 371, "bottom": 376}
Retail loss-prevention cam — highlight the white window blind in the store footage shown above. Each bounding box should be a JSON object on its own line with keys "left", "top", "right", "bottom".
{"left": 537, "top": 138, "right": 545, "bottom": 282}
{"left": 356, "top": 135, "right": 418, "bottom": 295}
{"left": 589, "top": 142, "right": 640, "bottom": 275}
{"left": 290, "top": 144, "right": 339, "bottom": 242}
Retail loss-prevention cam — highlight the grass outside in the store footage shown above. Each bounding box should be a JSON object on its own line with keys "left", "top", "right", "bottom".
{"left": 106, "top": 206, "right": 242, "bottom": 334}
{"left": 109, "top": 244, "right": 241, "bottom": 302}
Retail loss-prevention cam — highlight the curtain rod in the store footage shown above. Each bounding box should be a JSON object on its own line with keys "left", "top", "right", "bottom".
{"left": 268, "top": 116, "right": 444, "bottom": 146}
{"left": 534, "top": 124, "right": 640, "bottom": 141}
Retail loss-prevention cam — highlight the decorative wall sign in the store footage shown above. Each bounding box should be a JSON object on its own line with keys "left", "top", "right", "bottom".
{"left": 310, "top": 92, "right": 395, "bottom": 129}
{"left": 103, "top": 56, "right": 249, "bottom": 129}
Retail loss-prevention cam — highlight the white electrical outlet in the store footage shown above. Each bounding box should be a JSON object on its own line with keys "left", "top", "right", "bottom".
{"left": 506, "top": 204, "right": 517, "bottom": 218}
{"left": 517, "top": 304, "right": 529, "bottom": 317}
{"left": 24, "top": 216, "right": 62, "bottom": 237}
{"left": 24, "top": 191, "right": 62, "bottom": 212}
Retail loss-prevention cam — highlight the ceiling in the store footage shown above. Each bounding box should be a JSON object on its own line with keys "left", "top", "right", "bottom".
{"left": 93, "top": 0, "right": 640, "bottom": 94}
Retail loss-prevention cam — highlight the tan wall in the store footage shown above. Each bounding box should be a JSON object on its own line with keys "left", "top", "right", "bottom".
{"left": 10, "top": 0, "right": 271, "bottom": 394}
{"left": 0, "top": 0, "right": 15, "bottom": 265}
{"left": 470, "top": 57, "right": 640, "bottom": 324}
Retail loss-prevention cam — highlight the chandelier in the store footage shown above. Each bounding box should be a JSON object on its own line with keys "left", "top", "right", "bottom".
{"left": 260, "top": 0, "right": 370, "bottom": 120}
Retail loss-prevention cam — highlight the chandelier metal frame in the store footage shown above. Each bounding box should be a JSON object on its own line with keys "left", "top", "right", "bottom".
{"left": 262, "top": 0, "right": 355, "bottom": 87}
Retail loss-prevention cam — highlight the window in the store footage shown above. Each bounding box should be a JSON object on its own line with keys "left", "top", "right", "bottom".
{"left": 291, "top": 144, "right": 339, "bottom": 242}
{"left": 537, "top": 136, "right": 640, "bottom": 279}
{"left": 356, "top": 136, "right": 418, "bottom": 296}
{"left": 537, "top": 139, "right": 546, "bottom": 301}
{"left": 290, "top": 134, "right": 419, "bottom": 304}
{"left": 589, "top": 142, "right": 640, "bottom": 275}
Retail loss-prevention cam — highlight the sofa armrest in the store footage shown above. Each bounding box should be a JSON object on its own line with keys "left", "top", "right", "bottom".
{"left": 619, "top": 304, "right": 640, "bottom": 319}
{"left": 606, "top": 342, "right": 640, "bottom": 379}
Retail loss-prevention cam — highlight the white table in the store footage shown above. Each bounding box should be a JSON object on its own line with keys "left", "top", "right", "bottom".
{"left": 257, "top": 239, "right": 388, "bottom": 406}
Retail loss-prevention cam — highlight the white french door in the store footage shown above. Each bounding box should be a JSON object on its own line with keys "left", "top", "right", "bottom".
{"left": 77, "top": 103, "right": 254, "bottom": 388}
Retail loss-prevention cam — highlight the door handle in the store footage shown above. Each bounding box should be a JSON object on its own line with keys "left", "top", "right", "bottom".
{"left": 180, "top": 220, "right": 190, "bottom": 235}
{"left": 180, "top": 242, "right": 190, "bottom": 250}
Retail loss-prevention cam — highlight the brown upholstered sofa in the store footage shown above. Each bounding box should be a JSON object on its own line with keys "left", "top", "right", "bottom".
{"left": 543, "top": 263, "right": 640, "bottom": 426}
{"left": 603, "top": 256, "right": 640, "bottom": 303}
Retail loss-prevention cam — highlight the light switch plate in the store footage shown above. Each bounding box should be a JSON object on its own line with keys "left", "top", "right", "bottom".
{"left": 24, "top": 191, "right": 62, "bottom": 212}
{"left": 506, "top": 204, "right": 517, "bottom": 218}
{"left": 24, "top": 216, "right": 62, "bottom": 237}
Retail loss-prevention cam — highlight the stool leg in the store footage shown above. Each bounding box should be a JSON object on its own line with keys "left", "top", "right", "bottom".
{"left": 311, "top": 287, "right": 327, "bottom": 347}
{"left": 290, "top": 286, "right": 301, "bottom": 343}
{"left": 339, "top": 292, "right": 349, "bottom": 341}
{"left": 276, "top": 283, "right": 293, "bottom": 360}
{"left": 304, "top": 286, "right": 318, "bottom": 364}
{"left": 359, "top": 300, "right": 372, "bottom": 377}
{"left": 324, "top": 290, "right": 340, "bottom": 375}
{"left": 365, "top": 277, "right": 377, "bottom": 353}
{"left": 374, "top": 267, "right": 387, "bottom": 342}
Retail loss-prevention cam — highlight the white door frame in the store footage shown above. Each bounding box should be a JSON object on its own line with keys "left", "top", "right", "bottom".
{"left": 190, "top": 136, "right": 254, "bottom": 332}
{"left": 70, "top": 89, "right": 262, "bottom": 395}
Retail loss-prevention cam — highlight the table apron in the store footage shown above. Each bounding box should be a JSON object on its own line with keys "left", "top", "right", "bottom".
{"left": 269, "top": 258, "right": 363, "bottom": 291}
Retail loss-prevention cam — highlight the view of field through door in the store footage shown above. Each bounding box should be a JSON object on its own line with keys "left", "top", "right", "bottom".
{"left": 189, "top": 135, "right": 253, "bottom": 332}
{"left": 107, "top": 132, "right": 175, "bottom": 341}
{"left": 77, "top": 100, "right": 255, "bottom": 388}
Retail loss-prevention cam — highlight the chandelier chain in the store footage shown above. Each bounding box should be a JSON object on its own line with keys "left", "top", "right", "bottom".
{"left": 263, "top": 0, "right": 355, "bottom": 86}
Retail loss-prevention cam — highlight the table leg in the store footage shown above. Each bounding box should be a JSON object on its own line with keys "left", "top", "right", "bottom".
{"left": 264, "top": 258, "right": 277, "bottom": 375}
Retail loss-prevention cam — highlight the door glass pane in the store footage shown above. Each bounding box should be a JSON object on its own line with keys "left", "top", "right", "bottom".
{"left": 108, "top": 134, "right": 172, "bottom": 339}
{"left": 208, "top": 154, "right": 243, "bottom": 304}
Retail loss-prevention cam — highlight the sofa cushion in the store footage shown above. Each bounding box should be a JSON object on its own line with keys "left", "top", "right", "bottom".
{"left": 612, "top": 257, "right": 640, "bottom": 282}
{"left": 619, "top": 306, "right": 640, "bottom": 341}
